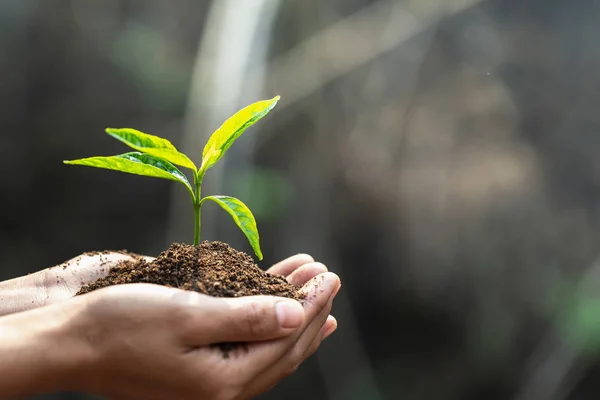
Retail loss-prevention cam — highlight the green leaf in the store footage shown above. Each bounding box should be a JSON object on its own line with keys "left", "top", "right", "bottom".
{"left": 201, "top": 195, "right": 262, "bottom": 260}
{"left": 64, "top": 152, "right": 194, "bottom": 198}
{"left": 106, "top": 128, "right": 196, "bottom": 171}
{"left": 200, "top": 96, "right": 280, "bottom": 173}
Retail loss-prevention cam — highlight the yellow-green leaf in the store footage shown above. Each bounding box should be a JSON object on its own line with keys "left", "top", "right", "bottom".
{"left": 64, "top": 152, "right": 194, "bottom": 198}
{"left": 106, "top": 128, "right": 196, "bottom": 171}
{"left": 201, "top": 195, "right": 262, "bottom": 260}
{"left": 200, "top": 96, "right": 280, "bottom": 174}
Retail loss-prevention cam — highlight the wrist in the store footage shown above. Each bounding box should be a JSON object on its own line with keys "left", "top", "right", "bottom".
{"left": 0, "top": 297, "right": 94, "bottom": 396}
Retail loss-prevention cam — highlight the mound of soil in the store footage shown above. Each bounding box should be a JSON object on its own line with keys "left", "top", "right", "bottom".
{"left": 77, "top": 241, "right": 304, "bottom": 302}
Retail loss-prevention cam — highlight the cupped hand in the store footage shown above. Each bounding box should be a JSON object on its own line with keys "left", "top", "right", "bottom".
{"left": 61, "top": 269, "right": 340, "bottom": 400}
{"left": 43, "top": 252, "right": 151, "bottom": 303}
{"left": 0, "top": 251, "right": 331, "bottom": 316}
{"left": 0, "top": 252, "right": 144, "bottom": 316}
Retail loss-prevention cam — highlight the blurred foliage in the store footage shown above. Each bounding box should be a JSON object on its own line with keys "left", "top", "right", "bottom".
{"left": 3, "top": 0, "right": 600, "bottom": 399}
{"left": 230, "top": 167, "right": 295, "bottom": 221}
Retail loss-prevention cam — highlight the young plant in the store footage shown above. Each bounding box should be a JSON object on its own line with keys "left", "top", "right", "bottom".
{"left": 64, "top": 96, "right": 281, "bottom": 260}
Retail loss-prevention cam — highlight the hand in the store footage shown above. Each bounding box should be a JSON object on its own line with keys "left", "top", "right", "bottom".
{"left": 0, "top": 253, "right": 339, "bottom": 398}
{"left": 0, "top": 251, "right": 335, "bottom": 319}
{"left": 0, "top": 252, "right": 145, "bottom": 315}
{"left": 57, "top": 270, "right": 340, "bottom": 399}
{"left": 266, "top": 253, "right": 338, "bottom": 344}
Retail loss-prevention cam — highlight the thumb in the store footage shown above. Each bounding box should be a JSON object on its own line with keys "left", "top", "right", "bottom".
{"left": 173, "top": 292, "right": 305, "bottom": 344}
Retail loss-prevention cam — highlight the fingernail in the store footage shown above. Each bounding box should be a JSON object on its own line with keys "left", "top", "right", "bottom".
{"left": 323, "top": 315, "right": 338, "bottom": 338}
{"left": 276, "top": 300, "right": 304, "bottom": 329}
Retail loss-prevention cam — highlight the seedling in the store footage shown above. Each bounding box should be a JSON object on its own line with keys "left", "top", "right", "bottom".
{"left": 64, "top": 96, "right": 281, "bottom": 260}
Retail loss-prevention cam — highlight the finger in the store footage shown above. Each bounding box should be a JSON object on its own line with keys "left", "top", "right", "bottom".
{"left": 267, "top": 254, "right": 315, "bottom": 277}
{"left": 285, "top": 262, "right": 328, "bottom": 286}
{"left": 286, "top": 290, "right": 335, "bottom": 363}
{"left": 172, "top": 292, "right": 306, "bottom": 345}
{"left": 237, "top": 273, "right": 340, "bottom": 374}
{"left": 304, "top": 315, "right": 337, "bottom": 360}
{"left": 245, "top": 280, "right": 340, "bottom": 396}
{"left": 322, "top": 315, "right": 338, "bottom": 340}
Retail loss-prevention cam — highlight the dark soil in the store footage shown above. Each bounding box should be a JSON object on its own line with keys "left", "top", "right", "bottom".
{"left": 77, "top": 241, "right": 304, "bottom": 301}
{"left": 76, "top": 241, "right": 305, "bottom": 357}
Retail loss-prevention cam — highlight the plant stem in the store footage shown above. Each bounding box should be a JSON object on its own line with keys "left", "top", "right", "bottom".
{"left": 193, "top": 203, "right": 200, "bottom": 246}
{"left": 193, "top": 171, "right": 204, "bottom": 246}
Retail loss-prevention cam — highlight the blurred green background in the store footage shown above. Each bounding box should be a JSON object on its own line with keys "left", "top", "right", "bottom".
{"left": 3, "top": 0, "right": 600, "bottom": 399}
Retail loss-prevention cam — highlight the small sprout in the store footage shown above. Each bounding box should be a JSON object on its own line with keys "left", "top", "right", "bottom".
{"left": 64, "top": 96, "right": 281, "bottom": 260}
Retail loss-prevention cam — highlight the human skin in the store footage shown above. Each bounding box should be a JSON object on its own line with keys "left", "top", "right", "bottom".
{"left": 0, "top": 252, "right": 332, "bottom": 315}
{"left": 0, "top": 253, "right": 339, "bottom": 399}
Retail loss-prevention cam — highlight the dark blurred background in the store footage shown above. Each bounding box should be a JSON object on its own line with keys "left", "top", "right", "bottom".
{"left": 3, "top": 0, "right": 600, "bottom": 399}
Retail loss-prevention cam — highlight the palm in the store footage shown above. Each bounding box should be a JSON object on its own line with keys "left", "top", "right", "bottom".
{"left": 43, "top": 252, "right": 144, "bottom": 304}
